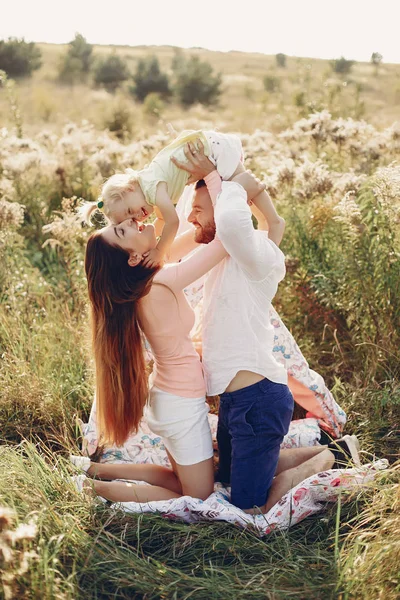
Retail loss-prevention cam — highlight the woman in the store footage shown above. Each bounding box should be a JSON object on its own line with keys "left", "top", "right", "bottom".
{"left": 74, "top": 171, "right": 268, "bottom": 503}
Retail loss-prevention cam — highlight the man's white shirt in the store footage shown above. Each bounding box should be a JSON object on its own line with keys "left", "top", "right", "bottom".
{"left": 202, "top": 181, "right": 288, "bottom": 396}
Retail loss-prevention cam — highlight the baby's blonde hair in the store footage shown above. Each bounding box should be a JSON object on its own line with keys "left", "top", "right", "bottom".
{"left": 78, "top": 169, "right": 139, "bottom": 225}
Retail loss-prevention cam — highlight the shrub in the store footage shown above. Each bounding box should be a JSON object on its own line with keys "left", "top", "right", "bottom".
{"left": 331, "top": 56, "right": 355, "bottom": 75}
{"left": 58, "top": 33, "right": 93, "bottom": 84}
{"left": 276, "top": 53, "right": 287, "bottom": 68}
{"left": 263, "top": 74, "right": 280, "bottom": 93}
{"left": 173, "top": 55, "right": 222, "bottom": 107}
{"left": 143, "top": 92, "right": 165, "bottom": 118}
{"left": 293, "top": 90, "right": 306, "bottom": 107}
{"left": 131, "top": 55, "right": 171, "bottom": 102}
{"left": 171, "top": 48, "right": 185, "bottom": 73}
{"left": 94, "top": 54, "right": 130, "bottom": 92}
{"left": 104, "top": 96, "right": 135, "bottom": 139}
{"left": 371, "top": 52, "right": 383, "bottom": 65}
{"left": 0, "top": 70, "right": 23, "bottom": 137}
{"left": 0, "top": 38, "right": 42, "bottom": 77}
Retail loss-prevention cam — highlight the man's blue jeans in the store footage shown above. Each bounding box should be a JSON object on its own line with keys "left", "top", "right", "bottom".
{"left": 217, "top": 377, "right": 294, "bottom": 510}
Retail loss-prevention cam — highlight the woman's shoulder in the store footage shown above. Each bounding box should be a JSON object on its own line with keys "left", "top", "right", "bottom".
{"left": 153, "top": 264, "right": 177, "bottom": 286}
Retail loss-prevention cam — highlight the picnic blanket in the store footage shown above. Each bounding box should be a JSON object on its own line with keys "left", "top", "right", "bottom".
{"left": 80, "top": 409, "right": 387, "bottom": 535}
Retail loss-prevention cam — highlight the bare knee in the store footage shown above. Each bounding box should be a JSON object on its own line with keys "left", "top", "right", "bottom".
{"left": 199, "top": 483, "right": 214, "bottom": 501}
{"left": 182, "top": 483, "right": 213, "bottom": 501}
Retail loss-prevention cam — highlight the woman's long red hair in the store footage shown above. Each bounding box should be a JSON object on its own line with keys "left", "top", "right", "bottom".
{"left": 85, "top": 232, "right": 159, "bottom": 446}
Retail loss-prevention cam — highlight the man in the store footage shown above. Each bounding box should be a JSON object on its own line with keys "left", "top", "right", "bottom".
{"left": 172, "top": 141, "right": 359, "bottom": 514}
{"left": 171, "top": 142, "right": 296, "bottom": 513}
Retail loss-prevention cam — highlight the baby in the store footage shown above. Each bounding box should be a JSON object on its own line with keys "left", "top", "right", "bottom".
{"left": 82, "top": 130, "right": 245, "bottom": 267}
{"left": 82, "top": 129, "right": 284, "bottom": 266}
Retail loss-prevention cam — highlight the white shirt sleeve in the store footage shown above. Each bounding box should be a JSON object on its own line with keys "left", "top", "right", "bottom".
{"left": 214, "top": 181, "right": 282, "bottom": 281}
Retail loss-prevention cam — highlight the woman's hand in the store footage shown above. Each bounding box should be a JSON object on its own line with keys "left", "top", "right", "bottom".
{"left": 171, "top": 139, "right": 216, "bottom": 184}
{"left": 231, "top": 171, "right": 266, "bottom": 204}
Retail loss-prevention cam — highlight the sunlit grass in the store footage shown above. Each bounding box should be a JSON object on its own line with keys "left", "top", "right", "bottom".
{"left": 0, "top": 43, "right": 399, "bottom": 598}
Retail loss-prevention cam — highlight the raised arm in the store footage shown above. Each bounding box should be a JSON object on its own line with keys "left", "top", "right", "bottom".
{"left": 212, "top": 180, "right": 279, "bottom": 280}
{"left": 168, "top": 228, "right": 199, "bottom": 263}
{"left": 248, "top": 188, "right": 285, "bottom": 246}
{"left": 158, "top": 239, "right": 228, "bottom": 292}
{"left": 143, "top": 182, "right": 179, "bottom": 268}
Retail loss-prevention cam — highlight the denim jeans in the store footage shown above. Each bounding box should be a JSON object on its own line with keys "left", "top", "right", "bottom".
{"left": 217, "top": 377, "right": 294, "bottom": 510}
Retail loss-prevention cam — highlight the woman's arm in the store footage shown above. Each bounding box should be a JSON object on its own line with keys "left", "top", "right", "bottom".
{"left": 159, "top": 240, "right": 228, "bottom": 292}
{"left": 168, "top": 228, "right": 199, "bottom": 263}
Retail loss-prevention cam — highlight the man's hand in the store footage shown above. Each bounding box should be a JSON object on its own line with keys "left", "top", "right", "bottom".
{"left": 142, "top": 247, "right": 165, "bottom": 269}
{"left": 231, "top": 171, "right": 266, "bottom": 204}
{"left": 171, "top": 139, "right": 216, "bottom": 184}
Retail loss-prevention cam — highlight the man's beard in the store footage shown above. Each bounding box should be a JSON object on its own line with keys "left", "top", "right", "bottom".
{"left": 194, "top": 223, "right": 216, "bottom": 244}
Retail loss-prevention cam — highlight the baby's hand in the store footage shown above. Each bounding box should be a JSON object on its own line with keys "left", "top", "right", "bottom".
{"left": 142, "top": 248, "right": 165, "bottom": 269}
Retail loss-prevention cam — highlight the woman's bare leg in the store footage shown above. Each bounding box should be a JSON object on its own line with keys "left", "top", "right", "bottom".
{"left": 87, "top": 462, "right": 182, "bottom": 494}
{"left": 166, "top": 450, "right": 214, "bottom": 501}
{"left": 92, "top": 479, "right": 181, "bottom": 503}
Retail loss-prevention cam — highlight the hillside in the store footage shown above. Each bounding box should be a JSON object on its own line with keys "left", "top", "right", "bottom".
{"left": 0, "top": 42, "right": 399, "bottom": 136}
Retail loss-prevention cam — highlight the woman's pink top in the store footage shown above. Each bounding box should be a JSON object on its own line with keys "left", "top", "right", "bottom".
{"left": 138, "top": 172, "right": 226, "bottom": 398}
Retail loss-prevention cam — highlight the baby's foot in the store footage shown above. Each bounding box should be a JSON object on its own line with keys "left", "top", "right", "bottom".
{"left": 71, "top": 474, "right": 90, "bottom": 493}
{"left": 71, "top": 474, "right": 107, "bottom": 503}
{"left": 70, "top": 454, "right": 91, "bottom": 473}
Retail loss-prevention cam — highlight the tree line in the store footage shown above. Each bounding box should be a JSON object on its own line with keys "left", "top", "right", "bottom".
{"left": 0, "top": 35, "right": 386, "bottom": 108}
{"left": 0, "top": 34, "right": 222, "bottom": 107}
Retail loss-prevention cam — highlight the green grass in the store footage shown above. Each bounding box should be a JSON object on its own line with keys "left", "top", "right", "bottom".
{"left": 1, "top": 443, "right": 398, "bottom": 599}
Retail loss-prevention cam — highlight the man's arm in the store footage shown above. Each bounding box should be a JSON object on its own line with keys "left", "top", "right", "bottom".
{"left": 249, "top": 190, "right": 285, "bottom": 246}
{"left": 231, "top": 172, "right": 285, "bottom": 246}
{"left": 212, "top": 181, "right": 279, "bottom": 280}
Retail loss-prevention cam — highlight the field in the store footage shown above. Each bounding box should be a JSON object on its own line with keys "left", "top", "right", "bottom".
{"left": 0, "top": 43, "right": 399, "bottom": 599}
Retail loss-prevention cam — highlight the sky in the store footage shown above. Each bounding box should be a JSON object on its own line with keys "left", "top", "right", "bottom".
{"left": 1, "top": 0, "right": 400, "bottom": 63}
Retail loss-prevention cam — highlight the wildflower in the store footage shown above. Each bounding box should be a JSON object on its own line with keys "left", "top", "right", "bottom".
{"left": 333, "top": 191, "right": 363, "bottom": 239}
{"left": 42, "top": 196, "right": 88, "bottom": 247}
{"left": 0, "top": 199, "right": 24, "bottom": 230}
{"left": 0, "top": 506, "right": 38, "bottom": 600}
{"left": 332, "top": 171, "right": 367, "bottom": 201}
{"left": 294, "top": 159, "right": 333, "bottom": 201}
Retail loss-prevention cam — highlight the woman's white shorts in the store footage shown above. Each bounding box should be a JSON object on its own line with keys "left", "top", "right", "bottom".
{"left": 145, "top": 386, "right": 213, "bottom": 466}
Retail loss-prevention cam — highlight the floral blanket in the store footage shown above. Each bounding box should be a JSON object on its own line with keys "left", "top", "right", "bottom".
{"left": 108, "top": 463, "right": 387, "bottom": 535}
{"left": 81, "top": 410, "right": 386, "bottom": 535}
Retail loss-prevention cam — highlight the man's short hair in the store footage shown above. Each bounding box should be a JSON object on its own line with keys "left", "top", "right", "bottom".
{"left": 195, "top": 179, "right": 206, "bottom": 190}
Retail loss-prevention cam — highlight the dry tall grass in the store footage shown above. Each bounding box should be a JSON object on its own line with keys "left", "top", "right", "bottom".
{"left": 0, "top": 44, "right": 399, "bottom": 598}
